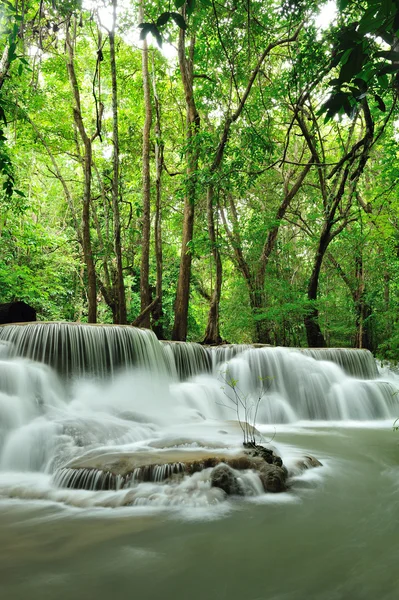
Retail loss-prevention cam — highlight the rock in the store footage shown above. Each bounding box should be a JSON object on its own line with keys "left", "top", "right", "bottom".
{"left": 0, "top": 301, "right": 36, "bottom": 325}
{"left": 210, "top": 464, "right": 244, "bottom": 496}
{"left": 243, "top": 442, "right": 283, "bottom": 467}
{"left": 258, "top": 463, "right": 288, "bottom": 493}
{"left": 294, "top": 455, "right": 322, "bottom": 471}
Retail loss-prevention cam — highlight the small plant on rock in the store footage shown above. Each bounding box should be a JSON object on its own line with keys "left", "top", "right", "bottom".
{"left": 218, "top": 368, "right": 274, "bottom": 447}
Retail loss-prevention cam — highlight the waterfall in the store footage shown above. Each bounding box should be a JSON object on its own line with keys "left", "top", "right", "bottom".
{"left": 209, "top": 347, "right": 395, "bottom": 422}
{"left": 0, "top": 323, "right": 379, "bottom": 381}
{"left": 300, "top": 347, "right": 378, "bottom": 379}
{"left": 0, "top": 322, "right": 167, "bottom": 378}
{"left": 161, "top": 341, "right": 379, "bottom": 380}
{"left": 161, "top": 341, "right": 211, "bottom": 379}
{"left": 0, "top": 321, "right": 397, "bottom": 510}
{"left": 0, "top": 322, "right": 398, "bottom": 490}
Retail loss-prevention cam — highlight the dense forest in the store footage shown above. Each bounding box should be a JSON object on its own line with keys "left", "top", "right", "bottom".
{"left": 1, "top": 0, "right": 399, "bottom": 356}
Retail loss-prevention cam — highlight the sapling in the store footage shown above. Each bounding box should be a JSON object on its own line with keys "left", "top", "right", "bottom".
{"left": 218, "top": 368, "right": 274, "bottom": 447}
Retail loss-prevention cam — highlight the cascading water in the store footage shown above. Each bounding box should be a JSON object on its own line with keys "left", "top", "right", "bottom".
{"left": 0, "top": 322, "right": 167, "bottom": 378}
{"left": 1, "top": 323, "right": 399, "bottom": 600}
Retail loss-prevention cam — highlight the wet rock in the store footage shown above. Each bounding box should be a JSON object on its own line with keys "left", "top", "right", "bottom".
{"left": 54, "top": 447, "right": 306, "bottom": 496}
{"left": 258, "top": 463, "right": 287, "bottom": 493}
{"left": 211, "top": 464, "right": 244, "bottom": 496}
{"left": 294, "top": 455, "right": 322, "bottom": 471}
{"left": 243, "top": 442, "right": 283, "bottom": 467}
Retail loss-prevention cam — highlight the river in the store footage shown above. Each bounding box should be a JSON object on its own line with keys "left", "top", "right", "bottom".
{"left": 0, "top": 323, "right": 398, "bottom": 600}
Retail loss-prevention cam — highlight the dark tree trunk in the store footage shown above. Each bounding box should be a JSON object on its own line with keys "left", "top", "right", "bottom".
{"left": 203, "top": 186, "right": 223, "bottom": 344}
{"left": 304, "top": 228, "right": 330, "bottom": 347}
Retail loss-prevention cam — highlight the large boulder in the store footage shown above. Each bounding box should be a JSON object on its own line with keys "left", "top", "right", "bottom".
{"left": 211, "top": 463, "right": 244, "bottom": 496}
{"left": 258, "top": 463, "right": 288, "bottom": 493}
{"left": 0, "top": 301, "right": 36, "bottom": 324}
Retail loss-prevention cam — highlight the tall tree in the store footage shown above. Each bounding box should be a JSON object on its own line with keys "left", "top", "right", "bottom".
{"left": 108, "top": 0, "right": 127, "bottom": 324}
{"left": 65, "top": 15, "right": 102, "bottom": 323}
{"left": 172, "top": 10, "right": 200, "bottom": 341}
{"left": 139, "top": 0, "right": 152, "bottom": 328}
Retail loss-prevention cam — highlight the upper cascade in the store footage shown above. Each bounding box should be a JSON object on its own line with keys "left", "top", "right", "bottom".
{"left": 161, "top": 341, "right": 379, "bottom": 381}
{"left": 300, "top": 348, "right": 378, "bottom": 379}
{"left": 0, "top": 323, "right": 380, "bottom": 383}
{"left": 0, "top": 322, "right": 167, "bottom": 378}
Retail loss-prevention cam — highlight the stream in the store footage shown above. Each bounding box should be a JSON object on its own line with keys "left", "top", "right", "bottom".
{"left": 0, "top": 323, "right": 398, "bottom": 600}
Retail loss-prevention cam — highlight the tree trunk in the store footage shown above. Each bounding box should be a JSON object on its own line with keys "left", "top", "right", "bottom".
{"left": 140, "top": 0, "right": 152, "bottom": 328}
{"left": 249, "top": 287, "right": 272, "bottom": 344}
{"left": 172, "top": 29, "right": 200, "bottom": 341}
{"left": 66, "top": 18, "right": 97, "bottom": 323}
{"left": 151, "top": 62, "right": 164, "bottom": 339}
{"left": 203, "top": 185, "right": 223, "bottom": 344}
{"left": 353, "top": 253, "right": 373, "bottom": 350}
{"left": 109, "top": 0, "right": 126, "bottom": 324}
{"left": 304, "top": 228, "right": 330, "bottom": 347}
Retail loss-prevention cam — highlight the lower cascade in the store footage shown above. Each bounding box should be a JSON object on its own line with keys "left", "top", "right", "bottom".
{"left": 0, "top": 322, "right": 398, "bottom": 510}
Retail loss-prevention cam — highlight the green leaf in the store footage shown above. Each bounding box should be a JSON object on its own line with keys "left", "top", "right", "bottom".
{"left": 358, "top": 7, "right": 383, "bottom": 35}
{"left": 171, "top": 12, "right": 187, "bottom": 30}
{"left": 377, "top": 72, "right": 389, "bottom": 89}
{"left": 139, "top": 23, "right": 153, "bottom": 40}
{"left": 321, "top": 91, "right": 352, "bottom": 118}
{"left": 153, "top": 27, "right": 163, "bottom": 48}
{"left": 174, "top": 0, "right": 186, "bottom": 8}
{"left": 0, "top": 107, "right": 7, "bottom": 126}
{"left": 157, "top": 12, "right": 170, "bottom": 26}
{"left": 353, "top": 77, "right": 368, "bottom": 91}
{"left": 377, "top": 63, "right": 399, "bottom": 76}
{"left": 374, "top": 94, "right": 386, "bottom": 112}
{"left": 339, "top": 46, "right": 366, "bottom": 83}
{"left": 187, "top": 0, "right": 196, "bottom": 16}
{"left": 375, "top": 50, "right": 399, "bottom": 61}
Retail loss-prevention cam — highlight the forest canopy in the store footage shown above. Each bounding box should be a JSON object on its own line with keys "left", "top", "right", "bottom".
{"left": 1, "top": 0, "right": 399, "bottom": 357}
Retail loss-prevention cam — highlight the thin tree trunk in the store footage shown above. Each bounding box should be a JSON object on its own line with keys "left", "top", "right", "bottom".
{"left": 139, "top": 0, "right": 152, "bottom": 328}
{"left": 203, "top": 185, "right": 223, "bottom": 344}
{"left": 109, "top": 0, "right": 126, "bottom": 324}
{"left": 304, "top": 225, "right": 330, "bottom": 347}
{"left": 151, "top": 58, "right": 164, "bottom": 339}
{"left": 66, "top": 18, "right": 97, "bottom": 323}
{"left": 172, "top": 28, "right": 200, "bottom": 341}
{"left": 221, "top": 157, "right": 312, "bottom": 345}
{"left": 353, "top": 253, "right": 373, "bottom": 350}
{"left": 202, "top": 24, "right": 304, "bottom": 344}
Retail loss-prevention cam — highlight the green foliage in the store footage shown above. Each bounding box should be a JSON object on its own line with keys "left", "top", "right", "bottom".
{"left": 0, "top": 0, "right": 399, "bottom": 353}
{"left": 322, "top": 0, "right": 399, "bottom": 119}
